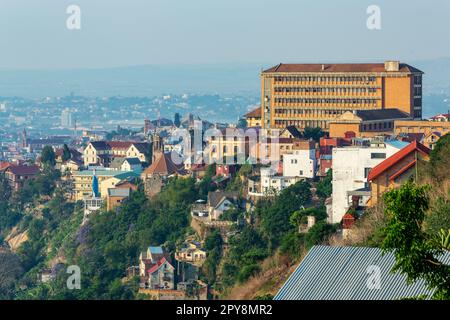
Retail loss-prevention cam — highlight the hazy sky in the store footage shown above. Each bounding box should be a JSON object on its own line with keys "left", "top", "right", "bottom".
{"left": 1, "top": 0, "right": 450, "bottom": 69}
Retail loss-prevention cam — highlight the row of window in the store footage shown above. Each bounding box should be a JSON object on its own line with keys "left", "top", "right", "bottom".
{"left": 274, "top": 76, "right": 377, "bottom": 83}
{"left": 211, "top": 146, "right": 240, "bottom": 154}
{"left": 362, "top": 122, "right": 394, "bottom": 131}
{"left": 274, "top": 108, "right": 347, "bottom": 116}
{"left": 274, "top": 98, "right": 379, "bottom": 105}
{"left": 274, "top": 87, "right": 378, "bottom": 94}
{"left": 274, "top": 120, "right": 330, "bottom": 129}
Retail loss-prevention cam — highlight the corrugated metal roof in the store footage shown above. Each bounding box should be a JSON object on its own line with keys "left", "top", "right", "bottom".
{"left": 107, "top": 187, "right": 130, "bottom": 197}
{"left": 274, "top": 245, "right": 450, "bottom": 300}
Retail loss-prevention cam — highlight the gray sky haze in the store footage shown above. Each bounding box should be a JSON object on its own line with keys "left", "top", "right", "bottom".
{"left": 1, "top": 0, "right": 450, "bottom": 69}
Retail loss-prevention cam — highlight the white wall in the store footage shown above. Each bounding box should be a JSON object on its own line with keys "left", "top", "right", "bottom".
{"left": 331, "top": 143, "right": 403, "bottom": 224}
{"left": 283, "top": 149, "right": 316, "bottom": 179}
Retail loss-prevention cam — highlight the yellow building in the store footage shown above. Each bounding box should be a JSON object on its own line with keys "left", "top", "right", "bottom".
{"left": 244, "top": 107, "right": 262, "bottom": 127}
{"left": 72, "top": 170, "right": 138, "bottom": 201}
{"left": 394, "top": 120, "right": 450, "bottom": 136}
{"left": 207, "top": 128, "right": 249, "bottom": 163}
{"left": 367, "top": 141, "right": 430, "bottom": 206}
{"left": 83, "top": 141, "right": 149, "bottom": 167}
{"left": 260, "top": 61, "right": 423, "bottom": 131}
{"left": 329, "top": 108, "right": 412, "bottom": 138}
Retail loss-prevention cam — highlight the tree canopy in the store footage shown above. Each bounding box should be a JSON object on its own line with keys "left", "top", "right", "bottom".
{"left": 382, "top": 182, "right": 450, "bottom": 300}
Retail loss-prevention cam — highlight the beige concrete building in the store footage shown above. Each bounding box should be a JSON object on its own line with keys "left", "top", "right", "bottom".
{"left": 72, "top": 170, "right": 138, "bottom": 201}
{"left": 260, "top": 61, "right": 423, "bottom": 131}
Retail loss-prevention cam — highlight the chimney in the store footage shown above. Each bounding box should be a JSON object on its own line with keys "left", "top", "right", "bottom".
{"left": 384, "top": 60, "right": 400, "bottom": 72}
{"left": 321, "top": 64, "right": 325, "bottom": 71}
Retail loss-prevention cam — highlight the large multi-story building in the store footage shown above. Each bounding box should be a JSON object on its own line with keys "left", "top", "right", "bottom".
{"left": 260, "top": 61, "right": 423, "bottom": 131}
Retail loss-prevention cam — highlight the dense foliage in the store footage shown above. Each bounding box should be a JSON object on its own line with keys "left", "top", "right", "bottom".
{"left": 316, "top": 169, "right": 332, "bottom": 199}
{"left": 382, "top": 182, "right": 450, "bottom": 299}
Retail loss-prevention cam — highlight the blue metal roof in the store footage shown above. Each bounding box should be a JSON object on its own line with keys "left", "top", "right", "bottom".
{"left": 148, "top": 246, "right": 163, "bottom": 254}
{"left": 274, "top": 245, "right": 450, "bottom": 300}
{"left": 385, "top": 140, "right": 409, "bottom": 150}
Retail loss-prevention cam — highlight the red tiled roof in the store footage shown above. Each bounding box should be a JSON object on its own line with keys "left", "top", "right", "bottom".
{"left": 342, "top": 214, "right": 356, "bottom": 229}
{"left": 429, "top": 113, "right": 450, "bottom": 120}
{"left": 6, "top": 164, "right": 40, "bottom": 176}
{"left": 0, "top": 161, "right": 11, "bottom": 172}
{"left": 147, "top": 257, "right": 167, "bottom": 275}
{"left": 367, "top": 140, "right": 430, "bottom": 181}
{"left": 107, "top": 141, "right": 135, "bottom": 150}
{"left": 244, "top": 107, "right": 261, "bottom": 118}
{"left": 142, "top": 152, "right": 185, "bottom": 176}
{"left": 263, "top": 63, "right": 423, "bottom": 74}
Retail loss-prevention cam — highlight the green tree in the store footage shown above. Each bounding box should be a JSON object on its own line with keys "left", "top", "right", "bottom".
{"left": 202, "top": 230, "right": 223, "bottom": 284}
{"left": 303, "top": 127, "right": 325, "bottom": 141}
{"left": 381, "top": 182, "right": 450, "bottom": 299}
{"left": 0, "top": 175, "right": 12, "bottom": 202}
{"left": 41, "top": 145, "right": 56, "bottom": 167}
{"left": 316, "top": 169, "right": 332, "bottom": 199}
{"left": 258, "top": 180, "right": 312, "bottom": 247}
{"left": 0, "top": 251, "right": 23, "bottom": 299}
{"left": 62, "top": 144, "right": 71, "bottom": 162}
{"left": 427, "top": 133, "right": 450, "bottom": 182}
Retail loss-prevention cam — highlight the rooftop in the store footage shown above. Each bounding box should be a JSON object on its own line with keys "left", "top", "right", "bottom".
{"left": 244, "top": 107, "right": 261, "bottom": 118}
{"left": 367, "top": 140, "right": 430, "bottom": 181}
{"left": 107, "top": 187, "right": 131, "bottom": 198}
{"left": 73, "top": 170, "right": 138, "bottom": 178}
{"left": 142, "top": 152, "right": 185, "bottom": 176}
{"left": 356, "top": 108, "right": 411, "bottom": 121}
{"left": 263, "top": 62, "right": 423, "bottom": 74}
{"left": 6, "top": 164, "right": 40, "bottom": 176}
{"left": 275, "top": 245, "right": 449, "bottom": 300}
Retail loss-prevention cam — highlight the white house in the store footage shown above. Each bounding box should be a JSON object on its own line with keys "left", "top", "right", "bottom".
{"left": 121, "top": 157, "right": 142, "bottom": 174}
{"left": 260, "top": 167, "right": 300, "bottom": 195}
{"left": 283, "top": 148, "right": 316, "bottom": 179}
{"left": 207, "top": 191, "right": 240, "bottom": 221}
{"left": 147, "top": 257, "right": 175, "bottom": 290}
{"left": 330, "top": 139, "right": 408, "bottom": 224}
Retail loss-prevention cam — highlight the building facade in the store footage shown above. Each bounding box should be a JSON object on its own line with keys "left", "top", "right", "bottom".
{"left": 283, "top": 140, "right": 316, "bottom": 178}
{"left": 260, "top": 61, "right": 423, "bottom": 131}
{"left": 330, "top": 139, "right": 408, "bottom": 224}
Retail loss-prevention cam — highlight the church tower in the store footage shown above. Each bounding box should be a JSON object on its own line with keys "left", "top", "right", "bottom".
{"left": 151, "top": 131, "right": 163, "bottom": 162}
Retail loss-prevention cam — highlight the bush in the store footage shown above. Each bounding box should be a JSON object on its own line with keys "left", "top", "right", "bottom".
{"left": 237, "top": 264, "right": 260, "bottom": 283}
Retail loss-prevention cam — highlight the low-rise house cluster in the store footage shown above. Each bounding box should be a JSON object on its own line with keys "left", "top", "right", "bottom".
{"left": 139, "top": 246, "right": 175, "bottom": 290}
{"left": 175, "top": 241, "right": 207, "bottom": 266}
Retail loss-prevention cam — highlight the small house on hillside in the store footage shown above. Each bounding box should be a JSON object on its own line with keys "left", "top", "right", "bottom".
{"left": 207, "top": 190, "right": 240, "bottom": 221}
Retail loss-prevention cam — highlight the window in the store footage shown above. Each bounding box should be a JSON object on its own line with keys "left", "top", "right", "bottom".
{"left": 364, "top": 167, "right": 371, "bottom": 178}
{"left": 371, "top": 153, "right": 386, "bottom": 159}
{"left": 299, "top": 170, "right": 303, "bottom": 176}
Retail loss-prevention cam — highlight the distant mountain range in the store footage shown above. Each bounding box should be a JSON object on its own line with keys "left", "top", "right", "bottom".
{"left": 0, "top": 64, "right": 263, "bottom": 98}
{"left": 1, "top": 59, "right": 450, "bottom": 117}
